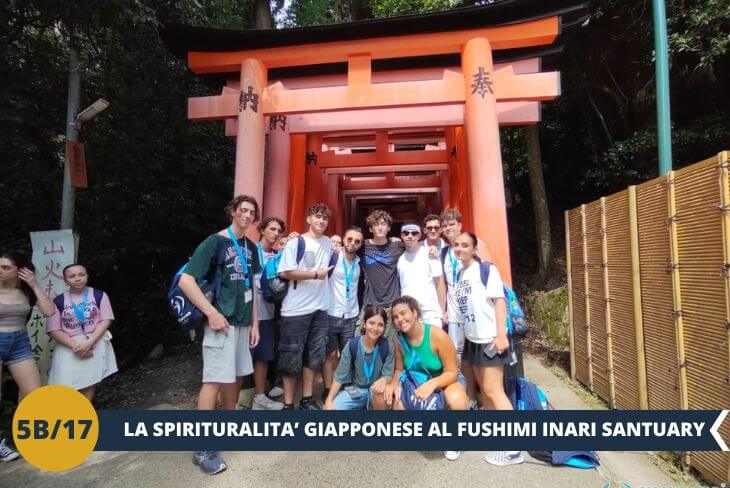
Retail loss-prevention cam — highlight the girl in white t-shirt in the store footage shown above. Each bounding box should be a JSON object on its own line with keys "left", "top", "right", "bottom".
{"left": 451, "top": 232, "right": 524, "bottom": 467}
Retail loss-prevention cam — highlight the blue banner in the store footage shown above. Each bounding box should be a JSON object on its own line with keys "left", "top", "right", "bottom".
{"left": 97, "top": 410, "right": 729, "bottom": 452}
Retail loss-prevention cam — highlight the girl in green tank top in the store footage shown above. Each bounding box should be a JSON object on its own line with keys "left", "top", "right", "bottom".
{"left": 399, "top": 323, "right": 442, "bottom": 377}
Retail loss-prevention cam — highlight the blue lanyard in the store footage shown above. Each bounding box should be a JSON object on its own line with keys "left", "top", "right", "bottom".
{"left": 227, "top": 227, "right": 250, "bottom": 287}
{"left": 360, "top": 340, "right": 379, "bottom": 384}
{"left": 341, "top": 254, "right": 356, "bottom": 299}
{"left": 449, "top": 248, "right": 459, "bottom": 285}
{"left": 71, "top": 289, "right": 90, "bottom": 330}
{"left": 256, "top": 243, "right": 269, "bottom": 269}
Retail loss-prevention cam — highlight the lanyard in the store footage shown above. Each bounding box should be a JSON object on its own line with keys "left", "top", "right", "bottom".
{"left": 256, "top": 243, "right": 270, "bottom": 269}
{"left": 449, "top": 248, "right": 459, "bottom": 285}
{"left": 71, "top": 289, "right": 90, "bottom": 332}
{"left": 227, "top": 227, "right": 250, "bottom": 287}
{"left": 341, "top": 254, "right": 356, "bottom": 300}
{"left": 360, "top": 340, "right": 379, "bottom": 384}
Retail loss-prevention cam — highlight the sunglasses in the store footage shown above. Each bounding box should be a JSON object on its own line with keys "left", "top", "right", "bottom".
{"left": 401, "top": 230, "right": 421, "bottom": 237}
{"left": 425, "top": 226, "right": 441, "bottom": 231}
{"left": 345, "top": 238, "right": 362, "bottom": 245}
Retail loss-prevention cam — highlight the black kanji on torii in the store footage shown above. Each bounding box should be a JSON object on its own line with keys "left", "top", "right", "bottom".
{"left": 239, "top": 86, "right": 259, "bottom": 112}
{"left": 269, "top": 115, "right": 287, "bottom": 131}
{"left": 471, "top": 67, "right": 494, "bottom": 98}
{"left": 449, "top": 146, "right": 457, "bottom": 158}
{"left": 306, "top": 152, "right": 317, "bottom": 165}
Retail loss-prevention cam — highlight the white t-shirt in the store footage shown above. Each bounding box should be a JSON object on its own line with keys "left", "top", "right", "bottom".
{"left": 450, "top": 260, "right": 505, "bottom": 343}
{"left": 278, "top": 235, "right": 333, "bottom": 316}
{"left": 441, "top": 246, "right": 463, "bottom": 320}
{"left": 397, "top": 246, "right": 443, "bottom": 322}
{"left": 254, "top": 245, "right": 276, "bottom": 321}
{"left": 328, "top": 252, "right": 360, "bottom": 319}
{"left": 420, "top": 238, "right": 447, "bottom": 253}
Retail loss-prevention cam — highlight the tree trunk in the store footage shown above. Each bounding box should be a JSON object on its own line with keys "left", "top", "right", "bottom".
{"left": 254, "top": 0, "right": 272, "bottom": 28}
{"left": 349, "top": 0, "right": 371, "bottom": 21}
{"left": 525, "top": 124, "right": 553, "bottom": 282}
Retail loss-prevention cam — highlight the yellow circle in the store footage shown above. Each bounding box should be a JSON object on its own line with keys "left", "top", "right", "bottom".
{"left": 12, "top": 385, "right": 98, "bottom": 471}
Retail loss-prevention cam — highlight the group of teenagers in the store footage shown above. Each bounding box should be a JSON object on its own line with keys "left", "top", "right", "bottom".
{"left": 0, "top": 193, "right": 522, "bottom": 472}
{"left": 0, "top": 252, "right": 119, "bottom": 462}
{"left": 177, "top": 194, "right": 524, "bottom": 474}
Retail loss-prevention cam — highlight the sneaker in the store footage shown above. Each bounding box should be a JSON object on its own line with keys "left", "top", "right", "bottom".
{"left": 468, "top": 399, "right": 479, "bottom": 410}
{"left": 282, "top": 403, "right": 294, "bottom": 410}
{"left": 298, "top": 397, "right": 321, "bottom": 410}
{"left": 252, "top": 394, "right": 284, "bottom": 410}
{"left": 0, "top": 439, "right": 19, "bottom": 462}
{"left": 268, "top": 385, "right": 284, "bottom": 398}
{"left": 192, "top": 451, "right": 227, "bottom": 475}
{"left": 444, "top": 451, "right": 461, "bottom": 461}
{"left": 485, "top": 451, "right": 524, "bottom": 466}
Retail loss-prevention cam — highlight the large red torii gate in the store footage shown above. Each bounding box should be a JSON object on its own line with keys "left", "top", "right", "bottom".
{"left": 163, "top": 2, "right": 590, "bottom": 284}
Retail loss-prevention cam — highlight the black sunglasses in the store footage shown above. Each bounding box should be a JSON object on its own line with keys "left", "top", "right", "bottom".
{"left": 401, "top": 230, "right": 421, "bottom": 236}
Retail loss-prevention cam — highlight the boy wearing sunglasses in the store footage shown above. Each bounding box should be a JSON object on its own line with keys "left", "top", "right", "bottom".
{"left": 397, "top": 220, "right": 447, "bottom": 328}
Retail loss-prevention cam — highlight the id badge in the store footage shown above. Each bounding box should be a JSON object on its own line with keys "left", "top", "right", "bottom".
{"left": 244, "top": 289, "right": 253, "bottom": 303}
{"left": 345, "top": 385, "right": 362, "bottom": 399}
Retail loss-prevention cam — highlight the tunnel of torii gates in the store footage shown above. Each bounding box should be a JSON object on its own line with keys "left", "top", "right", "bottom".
{"left": 163, "top": 1, "right": 590, "bottom": 285}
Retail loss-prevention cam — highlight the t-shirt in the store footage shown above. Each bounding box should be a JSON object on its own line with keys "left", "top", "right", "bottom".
{"left": 328, "top": 252, "right": 360, "bottom": 319}
{"left": 359, "top": 240, "right": 405, "bottom": 308}
{"left": 334, "top": 337, "right": 395, "bottom": 388}
{"left": 46, "top": 288, "right": 114, "bottom": 337}
{"left": 278, "top": 235, "right": 333, "bottom": 316}
{"left": 254, "top": 244, "right": 276, "bottom": 321}
{"left": 450, "top": 261, "right": 505, "bottom": 343}
{"left": 420, "top": 238, "right": 447, "bottom": 252}
{"left": 397, "top": 246, "right": 444, "bottom": 322}
{"left": 442, "top": 246, "right": 463, "bottom": 320}
{"left": 185, "top": 233, "right": 261, "bottom": 327}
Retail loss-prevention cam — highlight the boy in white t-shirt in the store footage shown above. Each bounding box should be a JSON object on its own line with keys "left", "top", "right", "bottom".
{"left": 397, "top": 220, "right": 447, "bottom": 328}
{"left": 277, "top": 203, "right": 334, "bottom": 410}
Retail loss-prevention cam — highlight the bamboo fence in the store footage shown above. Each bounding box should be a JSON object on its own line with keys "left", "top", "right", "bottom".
{"left": 566, "top": 151, "right": 730, "bottom": 483}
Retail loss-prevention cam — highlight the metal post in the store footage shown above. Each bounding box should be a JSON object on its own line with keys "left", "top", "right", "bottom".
{"left": 653, "top": 0, "right": 673, "bottom": 175}
{"left": 61, "top": 46, "right": 80, "bottom": 229}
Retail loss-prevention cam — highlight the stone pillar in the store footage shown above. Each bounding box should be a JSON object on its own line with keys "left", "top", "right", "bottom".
{"left": 263, "top": 115, "right": 290, "bottom": 221}
{"left": 462, "top": 38, "right": 511, "bottom": 285}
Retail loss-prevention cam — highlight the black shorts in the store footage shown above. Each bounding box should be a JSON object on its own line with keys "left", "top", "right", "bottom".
{"left": 463, "top": 338, "right": 511, "bottom": 367}
{"left": 327, "top": 315, "right": 358, "bottom": 354}
{"left": 277, "top": 310, "right": 329, "bottom": 377}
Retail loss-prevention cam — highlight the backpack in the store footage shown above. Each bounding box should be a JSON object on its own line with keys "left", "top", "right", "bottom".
{"left": 475, "top": 261, "right": 529, "bottom": 337}
{"left": 397, "top": 332, "right": 447, "bottom": 410}
{"left": 505, "top": 376, "right": 551, "bottom": 411}
{"left": 260, "top": 237, "right": 339, "bottom": 303}
{"left": 529, "top": 450, "right": 600, "bottom": 469}
{"left": 53, "top": 288, "right": 105, "bottom": 334}
{"left": 168, "top": 236, "right": 227, "bottom": 331}
{"left": 347, "top": 336, "right": 390, "bottom": 367}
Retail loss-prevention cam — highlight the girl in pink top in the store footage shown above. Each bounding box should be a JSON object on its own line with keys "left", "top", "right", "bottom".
{"left": 46, "top": 264, "right": 118, "bottom": 401}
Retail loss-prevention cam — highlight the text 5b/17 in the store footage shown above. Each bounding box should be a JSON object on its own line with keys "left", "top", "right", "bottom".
{"left": 15, "top": 419, "right": 93, "bottom": 440}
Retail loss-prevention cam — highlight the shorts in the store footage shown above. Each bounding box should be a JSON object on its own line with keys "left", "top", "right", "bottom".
{"left": 359, "top": 306, "right": 395, "bottom": 339}
{"left": 447, "top": 322, "right": 465, "bottom": 354}
{"left": 463, "top": 338, "right": 511, "bottom": 367}
{"left": 332, "top": 387, "right": 371, "bottom": 410}
{"left": 251, "top": 319, "right": 276, "bottom": 363}
{"left": 326, "top": 315, "right": 358, "bottom": 354}
{"left": 0, "top": 330, "right": 33, "bottom": 366}
{"left": 277, "top": 310, "right": 328, "bottom": 377}
{"left": 202, "top": 324, "right": 253, "bottom": 383}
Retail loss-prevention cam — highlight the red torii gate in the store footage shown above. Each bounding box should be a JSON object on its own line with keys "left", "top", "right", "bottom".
{"left": 163, "top": 2, "right": 589, "bottom": 284}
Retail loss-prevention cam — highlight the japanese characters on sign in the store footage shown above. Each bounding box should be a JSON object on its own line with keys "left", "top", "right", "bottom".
{"left": 269, "top": 115, "right": 287, "bottom": 131}
{"left": 29, "top": 230, "right": 76, "bottom": 383}
{"left": 239, "top": 86, "right": 259, "bottom": 113}
{"left": 471, "top": 67, "right": 494, "bottom": 98}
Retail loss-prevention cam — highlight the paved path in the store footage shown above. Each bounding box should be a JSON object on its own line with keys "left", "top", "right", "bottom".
{"left": 2, "top": 355, "right": 674, "bottom": 488}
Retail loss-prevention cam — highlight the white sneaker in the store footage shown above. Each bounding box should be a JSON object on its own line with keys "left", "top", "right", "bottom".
{"left": 485, "top": 451, "right": 524, "bottom": 466}
{"left": 0, "top": 438, "right": 19, "bottom": 462}
{"left": 444, "top": 451, "right": 461, "bottom": 461}
{"left": 252, "top": 394, "right": 284, "bottom": 410}
{"left": 268, "top": 386, "right": 284, "bottom": 398}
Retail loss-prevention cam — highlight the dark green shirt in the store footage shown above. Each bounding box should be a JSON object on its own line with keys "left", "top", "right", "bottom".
{"left": 185, "top": 233, "right": 261, "bottom": 327}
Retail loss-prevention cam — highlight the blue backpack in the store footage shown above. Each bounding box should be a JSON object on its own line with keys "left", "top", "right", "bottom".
{"left": 506, "top": 376, "right": 551, "bottom": 411}
{"left": 168, "top": 236, "right": 226, "bottom": 331}
{"left": 475, "top": 261, "right": 529, "bottom": 337}
{"left": 259, "top": 237, "right": 339, "bottom": 303}
{"left": 397, "top": 333, "right": 446, "bottom": 411}
{"left": 529, "top": 450, "right": 600, "bottom": 469}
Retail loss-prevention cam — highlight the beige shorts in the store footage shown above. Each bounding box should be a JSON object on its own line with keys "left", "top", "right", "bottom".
{"left": 202, "top": 324, "right": 253, "bottom": 384}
